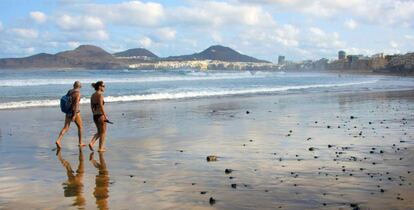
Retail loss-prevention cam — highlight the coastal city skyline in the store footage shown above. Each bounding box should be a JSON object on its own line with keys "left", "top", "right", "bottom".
{"left": 0, "top": 0, "right": 413, "bottom": 62}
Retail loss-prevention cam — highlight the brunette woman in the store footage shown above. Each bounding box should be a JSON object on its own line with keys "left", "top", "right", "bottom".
{"left": 89, "top": 81, "right": 108, "bottom": 152}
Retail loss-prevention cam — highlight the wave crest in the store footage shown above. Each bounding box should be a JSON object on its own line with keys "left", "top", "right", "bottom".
{"left": 0, "top": 80, "right": 378, "bottom": 110}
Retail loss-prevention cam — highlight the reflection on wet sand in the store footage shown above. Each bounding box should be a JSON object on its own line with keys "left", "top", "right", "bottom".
{"left": 90, "top": 152, "right": 110, "bottom": 210}
{"left": 57, "top": 148, "right": 85, "bottom": 208}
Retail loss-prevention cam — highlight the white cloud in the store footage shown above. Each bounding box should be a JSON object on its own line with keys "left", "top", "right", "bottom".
{"left": 30, "top": 11, "right": 47, "bottom": 24}
{"left": 56, "top": 14, "right": 104, "bottom": 30}
{"left": 156, "top": 27, "right": 176, "bottom": 40}
{"left": 300, "top": 1, "right": 337, "bottom": 17}
{"left": 139, "top": 37, "right": 152, "bottom": 48}
{"left": 405, "top": 35, "right": 414, "bottom": 40}
{"left": 67, "top": 41, "right": 80, "bottom": 48}
{"left": 390, "top": 40, "right": 398, "bottom": 48}
{"left": 55, "top": 14, "right": 108, "bottom": 41}
{"left": 9, "top": 28, "right": 39, "bottom": 39}
{"left": 0, "top": 21, "right": 3, "bottom": 31}
{"left": 83, "top": 1, "right": 165, "bottom": 27}
{"left": 273, "top": 24, "right": 300, "bottom": 47}
{"left": 170, "top": 1, "right": 275, "bottom": 27}
{"left": 343, "top": 47, "right": 375, "bottom": 56}
{"left": 211, "top": 31, "right": 223, "bottom": 43}
{"left": 345, "top": 19, "right": 358, "bottom": 30}
{"left": 307, "top": 27, "right": 345, "bottom": 49}
{"left": 61, "top": 29, "right": 109, "bottom": 41}
{"left": 238, "top": 0, "right": 414, "bottom": 27}
{"left": 237, "top": 0, "right": 360, "bottom": 17}
{"left": 309, "top": 27, "right": 325, "bottom": 37}
{"left": 24, "top": 47, "right": 35, "bottom": 54}
{"left": 47, "top": 41, "right": 59, "bottom": 47}
{"left": 89, "top": 30, "right": 109, "bottom": 40}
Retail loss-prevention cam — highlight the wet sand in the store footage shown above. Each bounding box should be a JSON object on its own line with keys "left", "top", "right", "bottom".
{"left": 0, "top": 89, "right": 413, "bottom": 209}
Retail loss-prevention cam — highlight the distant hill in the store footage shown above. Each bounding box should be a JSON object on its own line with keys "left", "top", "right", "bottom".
{"left": 164, "top": 45, "right": 269, "bottom": 63}
{"left": 0, "top": 45, "right": 122, "bottom": 69}
{"left": 0, "top": 44, "right": 271, "bottom": 69}
{"left": 0, "top": 53, "right": 70, "bottom": 69}
{"left": 114, "top": 48, "right": 158, "bottom": 58}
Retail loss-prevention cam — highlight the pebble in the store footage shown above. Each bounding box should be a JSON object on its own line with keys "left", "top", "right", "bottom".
{"left": 209, "top": 197, "right": 216, "bottom": 205}
{"left": 350, "top": 203, "right": 359, "bottom": 210}
{"left": 206, "top": 155, "right": 218, "bottom": 162}
{"left": 225, "top": 169, "right": 233, "bottom": 174}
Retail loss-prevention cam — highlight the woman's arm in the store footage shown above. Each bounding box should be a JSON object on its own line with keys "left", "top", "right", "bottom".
{"left": 71, "top": 91, "right": 80, "bottom": 121}
{"left": 99, "top": 94, "right": 107, "bottom": 120}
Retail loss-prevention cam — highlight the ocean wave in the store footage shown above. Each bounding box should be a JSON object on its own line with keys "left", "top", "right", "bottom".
{"left": 0, "top": 73, "right": 274, "bottom": 87}
{"left": 0, "top": 80, "right": 378, "bottom": 110}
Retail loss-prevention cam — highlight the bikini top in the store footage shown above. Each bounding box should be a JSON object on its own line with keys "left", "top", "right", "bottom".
{"left": 91, "top": 94, "right": 105, "bottom": 112}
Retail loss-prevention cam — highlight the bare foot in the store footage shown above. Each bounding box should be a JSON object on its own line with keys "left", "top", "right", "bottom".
{"left": 88, "top": 143, "right": 94, "bottom": 151}
{"left": 55, "top": 141, "right": 62, "bottom": 149}
{"left": 78, "top": 143, "right": 86, "bottom": 147}
{"left": 98, "top": 148, "right": 106, "bottom": 152}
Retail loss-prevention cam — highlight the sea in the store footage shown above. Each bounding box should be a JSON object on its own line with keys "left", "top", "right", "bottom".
{"left": 0, "top": 69, "right": 413, "bottom": 110}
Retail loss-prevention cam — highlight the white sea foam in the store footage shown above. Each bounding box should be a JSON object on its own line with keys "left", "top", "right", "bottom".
{"left": 0, "top": 72, "right": 275, "bottom": 87}
{"left": 0, "top": 80, "right": 378, "bottom": 110}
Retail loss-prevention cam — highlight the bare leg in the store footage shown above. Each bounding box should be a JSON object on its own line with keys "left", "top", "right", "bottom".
{"left": 74, "top": 113, "right": 85, "bottom": 147}
{"left": 55, "top": 116, "right": 71, "bottom": 149}
{"left": 89, "top": 133, "right": 99, "bottom": 151}
{"left": 98, "top": 118, "right": 107, "bottom": 152}
{"left": 89, "top": 117, "right": 101, "bottom": 151}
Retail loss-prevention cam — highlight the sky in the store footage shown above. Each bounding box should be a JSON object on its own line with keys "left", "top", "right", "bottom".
{"left": 0, "top": 0, "right": 413, "bottom": 62}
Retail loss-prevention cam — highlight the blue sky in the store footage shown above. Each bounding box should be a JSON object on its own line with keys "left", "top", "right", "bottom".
{"left": 0, "top": 0, "right": 413, "bottom": 62}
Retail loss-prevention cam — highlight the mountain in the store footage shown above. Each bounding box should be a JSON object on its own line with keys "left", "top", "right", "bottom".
{"left": 0, "top": 45, "right": 122, "bottom": 69}
{"left": 0, "top": 53, "right": 70, "bottom": 69}
{"left": 57, "top": 45, "right": 115, "bottom": 63}
{"left": 114, "top": 48, "right": 158, "bottom": 58}
{"left": 0, "top": 44, "right": 270, "bottom": 69}
{"left": 164, "top": 45, "right": 269, "bottom": 63}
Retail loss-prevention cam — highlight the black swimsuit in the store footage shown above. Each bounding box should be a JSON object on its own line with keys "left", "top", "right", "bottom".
{"left": 93, "top": 114, "right": 103, "bottom": 123}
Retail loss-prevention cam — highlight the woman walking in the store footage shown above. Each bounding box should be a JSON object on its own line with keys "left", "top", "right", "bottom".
{"left": 89, "top": 81, "right": 108, "bottom": 152}
{"left": 56, "top": 81, "right": 84, "bottom": 149}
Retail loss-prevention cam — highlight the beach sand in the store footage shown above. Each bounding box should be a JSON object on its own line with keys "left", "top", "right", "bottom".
{"left": 0, "top": 89, "right": 413, "bottom": 210}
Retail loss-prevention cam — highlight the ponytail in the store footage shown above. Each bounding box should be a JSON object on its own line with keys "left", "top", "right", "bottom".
{"left": 92, "top": 81, "right": 104, "bottom": 91}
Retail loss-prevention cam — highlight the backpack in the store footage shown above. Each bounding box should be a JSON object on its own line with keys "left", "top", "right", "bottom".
{"left": 60, "top": 90, "right": 75, "bottom": 114}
